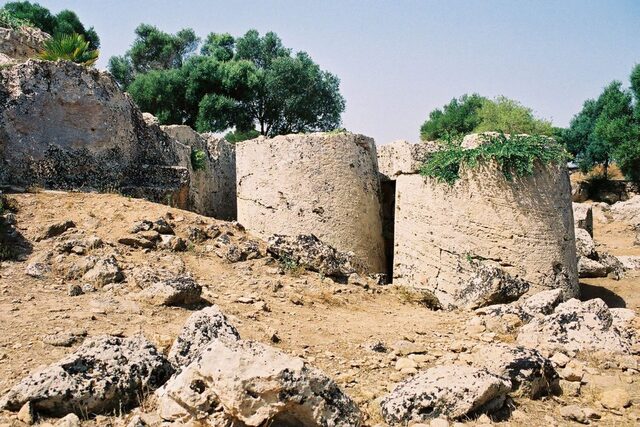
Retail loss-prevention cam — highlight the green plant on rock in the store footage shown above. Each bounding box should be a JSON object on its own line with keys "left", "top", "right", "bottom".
{"left": 190, "top": 149, "right": 207, "bottom": 171}
{"left": 39, "top": 33, "right": 99, "bottom": 66}
{"left": 420, "top": 133, "right": 570, "bottom": 185}
{"left": 0, "top": 9, "right": 32, "bottom": 28}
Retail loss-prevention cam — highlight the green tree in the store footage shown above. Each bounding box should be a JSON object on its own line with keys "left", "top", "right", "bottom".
{"left": 108, "top": 24, "right": 199, "bottom": 88}
{"left": 119, "top": 28, "right": 345, "bottom": 137}
{"left": 419, "top": 94, "right": 486, "bottom": 140}
{"left": 2, "top": 1, "right": 99, "bottom": 49}
{"left": 566, "top": 78, "right": 640, "bottom": 180}
{"left": 474, "top": 96, "right": 554, "bottom": 136}
{"left": 201, "top": 32, "right": 235, "bottom": 61}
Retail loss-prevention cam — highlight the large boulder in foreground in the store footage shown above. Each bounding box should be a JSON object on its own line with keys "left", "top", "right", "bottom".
{"left": 517, "top": 298, "right": 637, "bottom": 354}
{"left": 0, "top": 335, "right": 173, "bottom": 417}
{"left": 236, "top": 132, "right": 386, "bottom": 274}
{"left": 157, "top": 339, "right": 362, "bottom": 426}
{"left": 380, "top": 365, "right": 511, "bottom": 424}
{"left": 0, "top": 60, "right": 188, "bottom": 208}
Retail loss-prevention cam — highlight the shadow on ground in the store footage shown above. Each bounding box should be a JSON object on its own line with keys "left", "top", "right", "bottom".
{"left": 580, "top": 282, "right": 627, "bottom": 308}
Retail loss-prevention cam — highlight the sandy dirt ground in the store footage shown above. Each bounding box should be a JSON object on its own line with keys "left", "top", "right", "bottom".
{"left": 0, "top": 192, "right": 638, "bottom": 426}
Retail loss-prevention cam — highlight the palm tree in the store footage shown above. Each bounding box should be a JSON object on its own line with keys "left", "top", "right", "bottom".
{"left": 39, "top": 33, "right": 99, "bottom": 66}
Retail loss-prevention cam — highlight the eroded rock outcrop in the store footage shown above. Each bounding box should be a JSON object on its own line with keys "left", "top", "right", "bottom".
{"left": 0, "top": 335, "right": 173, "bottom": 417}
{"left": 161, "top": 125, "right": 237, "bottom": 220}
{"left": 236, "top": 132, "right": 386, "bottom": 274}
{"left": 157, "top": 338, "right": 362, "bottom": 426}
{"left": 381, "top": 135, "right": 578, "bottom": 309}
{"left": 0, "top": 26, "right": 49, "bottom": 65}
{"left": 0, "top": 60, "right": 189, "bottom": 209}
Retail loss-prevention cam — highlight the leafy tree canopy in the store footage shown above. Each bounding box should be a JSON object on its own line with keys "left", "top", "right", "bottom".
{"left": 116, "top": 28, "right": 345, "bottom": 138}
{"left": 563, "top": 73, "right": 640, "bottom": 180}
{"left": 2, "top": 1, "right": 99, "bottom": 49}
{"left": 474, "top": 96, "right": 553, "bottom": 136}
{"left": 420, "top": 94, "right": 486, "bottom": 141}
{"left": 420, "top": 94, "right": 553, "bottom": 141}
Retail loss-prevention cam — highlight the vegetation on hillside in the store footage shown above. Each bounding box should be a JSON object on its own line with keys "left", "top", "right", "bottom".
{"left": 420, "top": 134, "right": 569, "bottom": 185}
{"left": 1, "top": 1, "right": 99, "bottom": 49}
{"left": 419, "top": 94, "right": 553, "bottom": 141}
{"left": 108, "top": 26, "right": 345, "bottom": 139}
{"left": 39, "top": 33, "right": 99, "bottom": 66}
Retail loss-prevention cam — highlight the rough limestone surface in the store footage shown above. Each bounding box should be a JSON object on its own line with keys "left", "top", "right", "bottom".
{"left": 0, "top": 26, "right": 49, "bottom": 65}
{"left": 470, "top": 343, "right": 559, "bottom": 398}
{"left": 377, "top": 140, "right": 439, "bottom": 180}
{"left": 575, "top": 228, "right": 596, "bottom": 259}
{"left": 267, "top": 234, "right": 359, "bottom": 277}
{"left": 610, "top": 195, "right": 640, "bottom": 225}
{"left": 393, "top": 147, "right": 578, "bottom": 309}
{"left": 157, "top": 339, "right": 362, "bottom": 426}
{"left": 135, "top": 276, "right": 202, "bottom": 306}
{"left": 475, "top": 289, "right": 565, "bottom": 323}
{"left": 0, "top": 335, "right": 174, "bottom": 416}
{"left": 161, "top": 125, "right": 237, "bottom": 220}
{"left": 236, "top": 132, "right": 385, "bottom": 273}
{"left": 380, "top": 365, "right": 511, "bottom": 424}
{"left": 455, "top": 263, "right": 530, "bottom": 309}
{"left": 168, "top": 305, "right": 240, "bottom": 367}
{"left": 0, "top": 60, "right": 189, "bottom": 208}
{"left": 617, "top": 255, "right": 640, "bottom": 270}
{"left": 517, "top": 298, "right": 636, "bottom": 354}
{"left": 572, "top": 203, "right": 593, "bottom": 237}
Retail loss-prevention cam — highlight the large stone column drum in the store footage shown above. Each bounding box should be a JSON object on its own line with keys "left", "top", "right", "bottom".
{"left": 236, "top": 132, "right": 386, "bottom": 273}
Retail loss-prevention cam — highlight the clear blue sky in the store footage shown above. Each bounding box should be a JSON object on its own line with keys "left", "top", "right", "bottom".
{"left": 8, "top": 0, "right": 640, "bottom": 144}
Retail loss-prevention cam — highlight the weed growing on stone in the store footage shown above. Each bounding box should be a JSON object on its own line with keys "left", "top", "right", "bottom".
{"left": 191, "top": 149, "right": 207, "bottom": 171}
{"left": 420, "top": 133, "right": 570, "bottom": 184}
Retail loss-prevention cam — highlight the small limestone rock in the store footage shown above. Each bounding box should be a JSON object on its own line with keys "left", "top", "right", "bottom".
{"left": 17, "top": 401, "right": 34, "bottom": 424}
{"left": 54, "top": 413, "right": 81, "bottom": 427}
{"left": 37, "top": 220, "right": 76, "bottom": 241}
{"left": 560, "top": 360, "right": 584, "bottom": 382}
{"left": 267, "top": 234, "right": 357, "bottom": 277}
{"left": 559, "top": 405, "right": 588, "bottom": 424}
{"left": 82, "top": 256, "right": 124, "bottom": 286}
{"left": 395, "top": 357, "right": 417, "bottom": 371}
{"left": 67, "top": 283, "right": 83, "bottom": 296}
{"left": 600, "top": 388, "right": 631, "bottom": 410}
{"left": 135, "top": 276, "right": 202, "bottom": 306}
{"left": 25, "top": 262, "right": 50, "bottom": 278}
